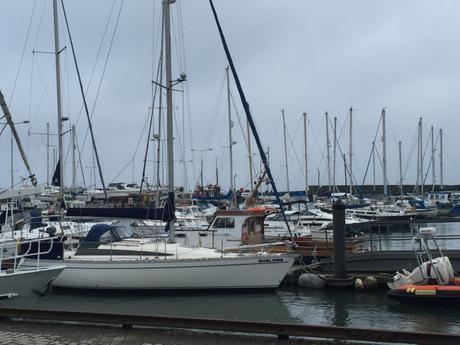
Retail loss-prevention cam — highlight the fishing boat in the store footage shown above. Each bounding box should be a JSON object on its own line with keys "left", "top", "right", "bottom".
{"left": 208, "top": 209, "right": 364, "bottom": 262}
{"left": 387, "top": 227, "right": 460, "bottom": 304}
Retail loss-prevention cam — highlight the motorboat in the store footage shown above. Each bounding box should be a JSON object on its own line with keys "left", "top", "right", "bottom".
{"left": 264, "top": 209, "right": 367, "bottom": 240}
{"left": 387, "top": 227, "right": 460, "bottom": 304}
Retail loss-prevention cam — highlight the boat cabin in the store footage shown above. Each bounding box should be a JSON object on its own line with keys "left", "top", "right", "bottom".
{"left": 207, "top": 210, "right": 266, "bottom": 245}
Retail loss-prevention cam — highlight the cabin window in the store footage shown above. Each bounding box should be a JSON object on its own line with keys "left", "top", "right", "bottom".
{"left": 99, "top": 231, "right": 114, "bottom": 244}
{"left": 267, "top": 213, "right": 284, "bottom": 221}
{"left": 213, "top": 217, "right": 235, "bottom": 228}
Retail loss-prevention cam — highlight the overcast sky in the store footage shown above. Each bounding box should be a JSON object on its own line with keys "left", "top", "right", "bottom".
{"left": 1, "top": 0, "right": 460, "bottom": 193}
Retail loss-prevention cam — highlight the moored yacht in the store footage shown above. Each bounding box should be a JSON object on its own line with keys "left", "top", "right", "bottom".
{"left": 38, "top": 224, "right": 295, "bottom": 290}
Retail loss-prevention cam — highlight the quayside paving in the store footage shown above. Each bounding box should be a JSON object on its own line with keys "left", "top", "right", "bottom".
{"left": 0, "top": 319, "right": 369, "bottom": 345}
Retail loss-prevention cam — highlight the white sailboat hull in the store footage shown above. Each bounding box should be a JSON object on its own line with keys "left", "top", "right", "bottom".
{"left": 43, "top": 255, "right": 295, "bottom": 290}
{"left": 0, "top": 266, "right": 65, "bottom": 297}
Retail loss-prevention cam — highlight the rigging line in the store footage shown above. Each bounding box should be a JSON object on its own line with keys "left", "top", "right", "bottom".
{"left": 32, "top": 0, "right": 47, "bottom": 49}
{"left": 139, "top": 52, "right": 162, "bottom": 196}
{"left": 180, "top": 84, "right": 189, "bottom": 192}
{"left": 330, "top": 116, "right": 361, "bottom": 190}
{"left": 110, "top": 158, "right": 135, "bottom": 185}
{"left": 174, "top": 1, "right": 196, "bottom": 186}
{"left": 62, "top": 28, "right": 72, "bottom": 122}
{"left": 9, "top": 0, "right": 37, "bottom": 106}
{"left": 360, "top": 141, "right": 375, "bottom": 190}
{"left": 61, "top": 0, "right": 108, "bottom": 200}
{"left": 417, "top": 126, "right": 435, "bottom": 187}
{"left": 173, "top": 107, "right": 185, "bottom": 178}
{"left": 423, "top": 150, "right": 434, "bottom": 186}
{"left": 307, "top": 116, "right": 327, "bottom": 160}
{"left": 209, "top": 0, "right": 292, "bottom": 237}
{"left": 286, "top": 123, "right": 303, "bottom": 176}
{"left": 150, "top": 0, "right": 157, "bottom": 81}
{"left": 128, "top": 103, "right": 155, "bottom": 176}
{"left": 360, "top": 113, "right": 382, "bottom": 187}
{"left": 204, "top": 70, "right": 226, "bottom": 149}
{"left": 140, "top": 102, "right": 158, "bottom": 193}
{"left": 174, "top": 5, "right": 194, "bottom": 189}
{"left": 230, "top": 86, "right": 257, "bottom": 174}
{"left": 402, "top": 125, "right": 418, "bottom": 179}
{"left": 30, "top": 69, "right": 51, "bottom": 124}
{"left": 336, "top": 112, "right": 349, "bottom": 146}
{"left": 374, "top": 144, "right": 397, "bottom": 192}
{"left": 27, "top": 46, "right": 35, "bottom": 156}
{"left": 386, "top": 114, "right": 400, "bottom": 145}
{"left": 74, "top": 127, "right": 87, "bottom": 189}
{"left": 289, "top": 115, "right": 303, "bottom": 142}
{"left": 80, "top": 0, "right": 124, "bottom": 152}
{"left": 30, "top": 58, "right": 54, "bottom": 124}
{"left": 75, "top": 0, "right": 118, "bottom": 127}
{"left": 230, "top": 91, "right": 248, "bottom": 149}
{"left": 176, "top": 1, "right": 188, "bottom": 80}
{"left": 170, "top": 7, "right": 183, "bottom": 74}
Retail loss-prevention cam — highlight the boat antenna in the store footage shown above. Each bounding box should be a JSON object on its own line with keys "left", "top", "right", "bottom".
{"left": 209, "top": 0, "right": 292, "bottom": 239}
{"left": 60, "top": 0, "right": 108, "bottom": 201}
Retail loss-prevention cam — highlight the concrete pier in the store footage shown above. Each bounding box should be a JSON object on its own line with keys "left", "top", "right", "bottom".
{"left": 0, "top": 319, "right": 358, "bottom": 345}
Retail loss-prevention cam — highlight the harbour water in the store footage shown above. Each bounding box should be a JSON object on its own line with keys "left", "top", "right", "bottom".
{"left": 4, "top": 285, "right": 460, "bottom": 334}
{"left": 2, "top": 222, "right": 460, "bottom": 334}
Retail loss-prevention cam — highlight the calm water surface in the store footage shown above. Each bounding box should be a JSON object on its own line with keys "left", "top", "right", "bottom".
{"left": 3, "top": 222, "right": 460, "bottom": 334}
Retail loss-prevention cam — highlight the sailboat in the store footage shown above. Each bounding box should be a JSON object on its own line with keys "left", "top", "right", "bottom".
{"left": 35, "top": 0, "right": 295, "bottom": 291}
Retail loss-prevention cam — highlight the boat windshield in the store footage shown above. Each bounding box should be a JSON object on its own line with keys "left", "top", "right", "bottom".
{"left": 112, "top": 226, "right": 132, "bottom": 240}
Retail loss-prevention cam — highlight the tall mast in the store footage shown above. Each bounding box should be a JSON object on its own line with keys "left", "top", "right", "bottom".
{"left": 200, "top": 156, "right": 204, "bottom": 189}
{"left": 431, "top": 125, "right": 435, "bottom": 190}
{"left": 53, "top": 0, "right": 64, "bottom": 205}
{"left": 72, "top": 124, "right": 76, "bottom": 189}
{"left": 372, "top": 141, "right": 376, "bottom": 192}
{"left": 349, "top": 106, "right": 353, "bottom": 197}
{"left": 439, "top": 128, "right": 443, "bottom": 189}
{"left": 333, "top": 116, "right": 337, "bottom": 193}
{"left": 226, "top": 66, "right": 234, "bottom": 201}
{"left": 303, "top": 112, "right": 308, "bottom": 197}
{"left": 215, "top": 157, "right": 219, "bottom": 186}
{"left": 46, "top": 122, "right": 50, "bottom": 187}
{"left": 282, "top": 108, "right": 290, "bottom": 194}
{"left": 325, "top": 112, "right": 331, "bottom": 191}
{"left": 382, "top": 109, "right": 387, "bottom": 197}
{"left": 156, "top": 4, "right": 165, "bottom": 191}
{"left": 164, "top": 0, "right": 175, "bottom": 241}
{"left": 419, "top": 117, "right": 424, "bottom": 195}
{"left": 317, "top": 168, "right": 320, "bottom": 191}
{"left": 247, "top": 117, "right": 253, "bottom": 191}
{"left": 399, "top": 140, "right": 403, "bottom": 196}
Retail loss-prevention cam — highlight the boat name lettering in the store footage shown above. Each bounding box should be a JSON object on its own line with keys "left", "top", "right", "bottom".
{"left": 414, "top": 289, "right": 436, "bottom": 296}
{"left": 258, "top": 258, "right": 285, "bottom": 263}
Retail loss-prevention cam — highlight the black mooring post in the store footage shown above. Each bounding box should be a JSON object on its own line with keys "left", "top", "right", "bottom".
{"left": 332, "top": 199, "right": 346, "bottom": 279}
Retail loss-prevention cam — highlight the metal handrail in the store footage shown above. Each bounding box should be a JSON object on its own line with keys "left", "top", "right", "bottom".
{"left": 1, "top": 236, "right": 59, "bottom": 273}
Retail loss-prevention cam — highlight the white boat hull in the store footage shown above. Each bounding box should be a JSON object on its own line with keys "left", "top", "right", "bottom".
{"left": 43, "top": 255, "right": 295, "bottom": 290}
{"left": 0, "top": 266, "right": 65, "bottom": 297}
